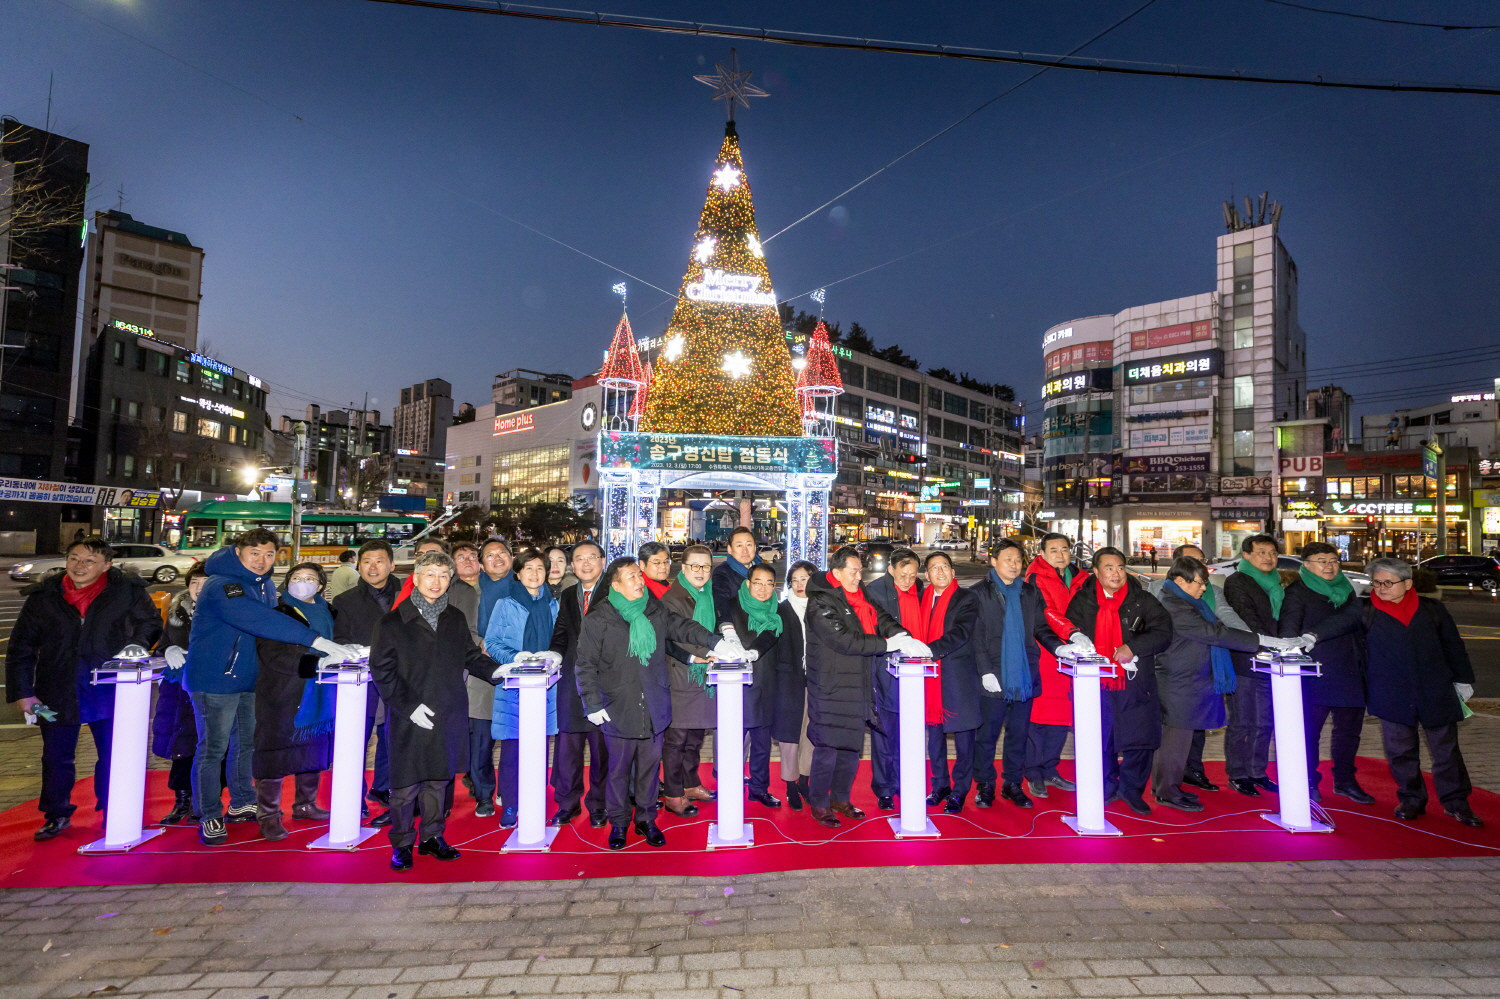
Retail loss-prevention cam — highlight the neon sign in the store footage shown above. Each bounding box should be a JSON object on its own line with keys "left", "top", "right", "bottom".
{"left": 493, "top": 412, "right": 536, "bottom": 437}
{"left": 685, "top": 269, "right": 776, "bottom": 306}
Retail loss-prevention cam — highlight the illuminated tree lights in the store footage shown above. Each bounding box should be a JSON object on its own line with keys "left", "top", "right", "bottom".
{"left": 640, "top": 123, "right": 803, "bottom": 437}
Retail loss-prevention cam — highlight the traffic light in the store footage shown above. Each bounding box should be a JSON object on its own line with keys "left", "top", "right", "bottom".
{"left": 1365, "top": 515, "right": 1376, "bottom": 526}
{"left": 895, "top": 453, "right": 927, "bottom": 464}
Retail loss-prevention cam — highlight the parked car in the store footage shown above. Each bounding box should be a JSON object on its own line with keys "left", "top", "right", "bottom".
{"left": 1418, "top": 554, "right": 1500, "bottom": 591}
{"left": 1209, "top": 554, "right": 1372, "bottom": 596}
{"left": 10, "top": 543, "right": 198, "bottom": 583}
{"left": 859, "top": 542, "right": 895, "bottom": 583}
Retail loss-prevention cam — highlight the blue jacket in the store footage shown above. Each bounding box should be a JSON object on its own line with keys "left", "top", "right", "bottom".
{"left": 185, "top": 546, "right": 320, "bottom": 695}
{"left": 485, "top": 590, "right": 560, "bottom": 740}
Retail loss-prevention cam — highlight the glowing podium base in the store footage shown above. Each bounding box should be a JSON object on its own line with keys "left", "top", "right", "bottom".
{"left": 1058, "top": 651, "right": 1121, "bottom": 837}
{"left": 79, "top": 655, "right": 167, "bottom": 854}
{"left": 886, "top": 656, "right": 940, "bottom": 838}
{"left": 500, "top": 658, "right": 562, "bottom": 853}
{"left": 706, "top": 662, "right": 754, "bottom": 849}
{"left": 308, "top": 660, "right": 379, "bottom": 851}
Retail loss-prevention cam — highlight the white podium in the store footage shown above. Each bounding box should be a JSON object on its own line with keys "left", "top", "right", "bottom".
{"left": 308, "top": 660, "right": 380, "bottom": 851}
{"left": 79, "top": 653, "right": 167, "bottom": 854}
{"left": 1058, "top": 650, "right": 1122, "bottom": 837}
{"left": 1253, "top": 651, "right": 1332, "bottom": 834}
{"left": 706, "top": 661, "right": 753, "bottom": 848}
{"left": 886, "top": 655, "right": 940, "bottom": 838}
{"left": 498, "top": 658, "right": 562, "bottom": 852}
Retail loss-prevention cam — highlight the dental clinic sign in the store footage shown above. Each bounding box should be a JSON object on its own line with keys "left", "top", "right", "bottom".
{"left": 684, "top": 269, "right": 776, "bottom": 306}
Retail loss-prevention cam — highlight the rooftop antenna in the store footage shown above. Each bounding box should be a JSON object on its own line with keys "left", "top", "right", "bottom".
{"left": 45, "top": 72, "right": 53, "bottom": 133}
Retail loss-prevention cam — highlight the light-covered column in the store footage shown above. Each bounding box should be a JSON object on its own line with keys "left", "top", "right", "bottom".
{"left": 785, "top": 486, "right": 809, "bottom": 568}
{"left": 600, "top": 471, "right": 633, "bottom": 562}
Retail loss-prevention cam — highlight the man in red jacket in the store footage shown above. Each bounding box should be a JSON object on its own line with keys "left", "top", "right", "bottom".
{"left": 1018, "top": 533, "right": 1089, "bottom": 801}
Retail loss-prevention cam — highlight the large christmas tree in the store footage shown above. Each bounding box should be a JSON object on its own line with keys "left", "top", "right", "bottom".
{"left": 639, "top": 116, "right": 803, "bottom": 437}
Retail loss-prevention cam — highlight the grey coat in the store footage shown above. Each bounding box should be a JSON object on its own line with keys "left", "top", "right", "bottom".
{"left": 1155, "top": 591, "right": 1262, "bottom": 729}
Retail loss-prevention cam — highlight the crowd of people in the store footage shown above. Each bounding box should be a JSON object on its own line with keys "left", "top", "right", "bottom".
{"left": 3, "top": 524, "right": 1482, "bottom": 873}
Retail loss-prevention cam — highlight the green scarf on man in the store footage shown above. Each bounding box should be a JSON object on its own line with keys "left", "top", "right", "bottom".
{"left": 1298, "top": 565, "right": 1353, "bottom": 607}
{"left": 737, "top": 580, "right": 783, "bottom": 637}
{"left": 675, "top": 574, "right": 717, "bottom": 632}
{"left": 607, "top": 588, "right": 656, "bottom": 665}
{"left": 1237, "top": 557, "right": 1286, "bottom": 619}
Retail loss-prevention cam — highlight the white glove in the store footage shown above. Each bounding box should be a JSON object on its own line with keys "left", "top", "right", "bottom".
{"left": 711, "top": 638, "right": 757, "bottom": 662}
{"left": 1068, "top": 632, "right": 1095, "bottom": 654}
{"left": 1258, "top": 635, "right": 1299, "bottom": 651}
{"left": 981, "top": 673, "right": 1002, "bottom": 694}
{"left": 115, "top": 644, "right": 149, "bottom": 660}
{"left": 719, "top": 624, "right": 740, "bottom": 643}
{"left": 163, "top": 646, "right": 187, "bottom": 669}
{"left": 1299, "top": 633, "right": 1318, "bottom": 651}
{"left": 409, "top": 704, "right": 435, "bottom": 730}
{"left": 312, "top": 636, "right": 361, "bottom": 665}
{"left": 587, "top": 708, "right": 611, "bottom": 725}
{"left": 886, "top": 635, "right": 933, "bottom": 659}
{"left": 1456, "top": 683, "right": 1474, "bottom": 703}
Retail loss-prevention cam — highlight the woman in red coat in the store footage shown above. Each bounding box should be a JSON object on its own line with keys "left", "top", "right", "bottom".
{"left": 1021, "top": 533, "right": 1089, "bottom": 799}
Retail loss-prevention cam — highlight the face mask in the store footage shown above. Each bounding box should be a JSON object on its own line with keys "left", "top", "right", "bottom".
{"left": 288, "top": 579, "right": 320, "bottom": 601}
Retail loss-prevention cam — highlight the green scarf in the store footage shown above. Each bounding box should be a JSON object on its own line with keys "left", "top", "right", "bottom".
{"left": 1201, "top": 578, "right": 1218, "bottom": 611}
{"left": 607, "top": 588, "right": 656, "bottom": 665}
{"left": 1237, "top": 558, "right": 1286, "bottom": 620}
{"left": 737, "top": 581, "right": 783, "bottom": 637}
{"left": 676, "top": 574, "right": 717, "bottom": 632}
{"left": 1299, "top": 565, "right": 1353, "bottom": 608}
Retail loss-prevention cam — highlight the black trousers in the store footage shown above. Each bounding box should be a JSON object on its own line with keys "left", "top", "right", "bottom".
{"left": 973, "top": 697, "right": 1031, "bottom": 787}
{"left": 927, "top": 726, "right": 976, "bottom": 798}
{"left": 1380, "top": 719, "right": 1471, "bottom": 809}
{"left": 746, "top": 725, "right": 773, "bottom": 796}
{"left": 661, "top": 726, "right": 706, "bottom": 797}
{"left": 1188, "top": 730, "right": 1206, "bottom": 774}
{"left": 39, "top": 719, "right": 113, "bottom": 820}
{"left": 1100, "top": 692, "right": 1155, "bottom": 798}
{"left": 868, "top": 708, "right": 900, "bottom": 797}
{"left": 1225, "top": 672, "right": 1273, "bottom": 781}
{"left": 1023, "top": 723, "right": 1069, "bottom": 783}
{"left": 1152, "top": 725, "right": 1196, "bottom": 802}
{"left": 1304, "top": 703, "right": 1365, "bottom": 789}
{"left": 552, "top": 729, "right": 607, "bottom": 814}
{"left": 167, "top": 756, "right": 195, "bottom": 794}
{"left": 603, "top": 732, "right": 663, "bottom": 826}
{"left": 496, "top": 737, "right": 523, "bottom": 809}
{"left": 808, "top": 745, "right": 860, "bottom": 809}
{"left": 468, "top": 717, "right": 496, "bottom": 801}
{"left": 388, "top": 779, "right": 450, "bottom": 849}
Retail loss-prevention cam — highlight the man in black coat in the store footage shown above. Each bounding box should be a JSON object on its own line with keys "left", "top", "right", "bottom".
{"left": 917, "top": 551, "right": 982, "bottom": 813}
{"left": 1222, "top": 534, "right": 1283, "bottom": 796}
{"left": 711, "top": 526, "right": 763, "bottom": 627}
{"left": 970, "top": 538, "right": 1071, "bottom": 809}
{"left": 332, "top": 539, "right": 403, "bottom": 818}
{"left": 863, "top": 547, "right": 921, "bottom": 810}
{"left": 1307, "top": 557, "right": 1481, "bottom": 827}
{"left": 575, "top": 556, "right": 738, "bottom": 849}
{"left": 547, "top": 540, "right": 609, "bottom": 827}
{"left": 6, "top": 538, "right": 163, "bottom": 840}
{"left": 1064, "top": 547, "right": 1174, "bottom": 815}
{"left": 1278, "top": 542, "right": 1373, "bottom": 804}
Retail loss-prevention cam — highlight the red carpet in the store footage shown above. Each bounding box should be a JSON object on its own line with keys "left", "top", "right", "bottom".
{"left": 3, "top": 759, "right": 1498, "bottom": 888}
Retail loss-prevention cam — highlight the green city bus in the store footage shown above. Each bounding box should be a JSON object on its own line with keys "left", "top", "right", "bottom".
{"left": 175, "top": 501, "right": 429, "bottom": 566}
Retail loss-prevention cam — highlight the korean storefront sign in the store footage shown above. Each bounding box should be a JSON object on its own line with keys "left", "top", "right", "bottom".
{"left": 1122, "top": 348, "right": 1223, "bottom": 386}
{"left": 599, "top": 433, "right": 837, "bottom": 474}
{"left": 0, "top": 478, "right": 161, "bottom": 507}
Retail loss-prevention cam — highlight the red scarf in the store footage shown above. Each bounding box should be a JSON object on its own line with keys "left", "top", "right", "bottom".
{"left": 393, "top": 574, "right": 415, "bottom": 608}
{"left": 1026, "top": 555, "right": 1088, "bottom": 641}
{"left": 643, "top": 576, "right": 671, "bottom": 599}
{"left": 1373, "top": 586, "right": 1420, "bottom": 627}
{"left": 921, "top": 584, "right": 958, "bottom": 724}
{"left": 1093, "top": 579, "right": 1127, "bottom": 691}
{"left": 830, "top": 572, "right": 878, "bottom": 634}
{"left": 62, "top": 573, "right": 109, "bottom": 619}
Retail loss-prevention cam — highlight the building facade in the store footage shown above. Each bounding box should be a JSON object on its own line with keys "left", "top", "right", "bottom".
{"left": 83, "top": 210, "right": 202, "bottom": 352}
{"left": 443, "top": 392, "right": 601, "bottom": 517}
{"left": 492, "top": 368, "right": 573, "bottom": 410}
{"left": 393, "top": 379, "right": 452, "bottom": 457}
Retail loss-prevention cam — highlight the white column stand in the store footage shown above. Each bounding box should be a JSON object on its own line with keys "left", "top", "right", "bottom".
{"left": 1255, "top": 652, "right": 1333, "bottom": 834}
{"left": 887, "top": 656, "right": 940, "bottom": 838}
{"left": 502, "top": 666, "right": 562, "bottom": 852}
{"left": 1058, "top": 651, "right": 1121, "bottom": 837}
{"left": 79, "top": 656, "right": 166, "bottom": 854}
{"left": 706, "top": 662, "right": 753, "bottom": 848}
{"left": 308, "top": 661, "right": 380, "bottom": 851}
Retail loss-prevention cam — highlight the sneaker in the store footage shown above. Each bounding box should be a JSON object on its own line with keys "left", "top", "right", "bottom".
{"left": 475, "top": 799, "right": 495, "bottom": 818}
{"left": 225, "top": 803, "right": 258, "bottom": 824}
{"left": 199, "top": 816, "right": 228, "bottom": 846}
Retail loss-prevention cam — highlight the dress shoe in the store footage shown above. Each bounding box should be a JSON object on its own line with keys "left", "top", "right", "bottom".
{"left": 1181, "top": 769, "right": 1218, "bottom": 792}
{"left": 875, "top": 795, "right": 895, "bottom": 812}
{"left": 1154, "top": 795, "right": 1205, "bottom": 812}
{"left": 158, "top": 790, "right": 194, "bottom": 825}
{"left": 258, "top": 814, "right": 289, "bottom": 842}
{"left": 368, "top": 789, "right": 391, "bottom": 807}
{"left": 500, "top": 806, "right": 518, "bottom": 829}
{"left": 607, "top": 824, "right": 629, "bottom": 849}
{"left": 475, "top": 799, "right": 495, "bottom": 818}
{"left": 1045, "top": 775, "right": 1076, "bottom": 791}
{"left": 33, "top": 816, "right": 70, "bottom": 841}
{"left": 1179, "top": 789, "right": 1201, "bottom": 805}
{"left": 634, "top": 820, "right": 667, "bottom": 846}
{"left": 390, "top": 846, "right": 413, "bottom": 871}
{"left": 418, "top": 836, "right": 461, "bottom": 860}
{"left": 1121, "top": 790, "right": 1152, "bottom": 815}
{"left": 1028, "top": 779, "right": 1048, "bottom": 798}
{"left": 1251, "top": 776, "right": 1279, "bottom": 792}
{"left": 662, "top": 796, "right": 699, "bottom": 817}
{"left": 810, "top": 806, "right": 841, "bottom": 828}
{"left": 589, "top": 809, "right": 608, "bottom": 828}
{"left": 999, "top": 783, "right": 1033, "bottom": 809}
{"left": 1447, "top": 804, "right": 1485, "bottom": 828}
{"left": 198, "top": 816, "right": 228, "bottom": 846}
{"left": 1334, "top": 781, "right": 1376, "bottom": 805}
{"left": 683, "top": 785, "right": 717, "bottom": 802}
{"left": 831, "top": 800, "right": 865, "bottom": 819}
{"left": 225, "top": 803, "right": 258, "bottom": 823}
{"left": 370, "top": 809, "right": 394, "bottom": 827}
{"left": 1309, "top": 785, "right": 1322, "bottom": 803}
{"left": 785, "top": 781, "right": 805, "bottom": 811}
{"left": 1394, "top": 801, "right": 1424, "bottom": 821}
{"left": 943, "top": 794, "right": 964, "bottom": 814}
{"left": 1103, "top": 783, "right": 1121, "bottom": 804}
{"left": 749, "top": 791, "right": 782, "bottom": 808}
{"left": 292, "top": 802, "right": 331, "bottom": 821}
{"left": 974, "top": 782, "right": 996, "bottom": 808}
{"left": 1229, "top": 778, "right": 1261, "bottom": 797}
{"left": 550, "top": 806, "right": 581, "bottom": 826}
{"left": 925, "top": 787, "right": 952, "bottom": 807}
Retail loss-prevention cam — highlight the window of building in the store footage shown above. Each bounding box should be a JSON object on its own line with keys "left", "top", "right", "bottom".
{"left": 836, "top": 393, "right": 862, "bottom": 420}
{"left": 110, "top": 397, "right": 121, "bottom": 416}
{"left": 490, "top": 442, "right": 570, "bottom": 507}
{"left": 866, "top": 369, "right": 897, "bottom": 398}
{"left": 134, "top": 346, "right": 147, "bottom": 371}
{"left": 927, "top": 386, "right": 943, "bottom": 409}
{"left": 172, "top": 411, "right": 188, "bottom": 432}
{"left": 105, "top": 453, "right": 115, "bottom": 476}
{"left": 460, "top": 455, "right": 481, "bottom": 468}
{"left": 899, "top": 378, "right": 921, "bottom": 404}
{"left": 112, "top": 341, "right": 124, "bottom": 366}
{"left": 171, "top": 461, "right": 183, "bottom": 482}
{"left": 1232, "top": 306, "right": 1254, "bottom": 349}
{"left": 928, "top": 414, "right": 943, "bottom": 437}
{"left": 175, "top": 360, "right": 191, "bottom": 383}
{"left": 1233, "top": 429, "right": 1255, "bottom": 458}
{"left": 969, "top": 400, "right": 987, "bottom": 422}
{"left": 837, "top": 358, "right": 863, "bottom": 389}
{"left": 1393, "top": 474, "right": 1437, "bottom": 499}
{"left": 122, "top": 455, "right": 136, "bottom": 479}
{"left": 0, "top": 394, "right": 54, "bottom": 434}
{"left": 1325, "top": 476, "right": 1383, "bottom": 499}
{"left": 1434, "top": 411, "right": 1452, "bottom": 425}
{"left": 1233, "top": 375, "right": 1254, "bottom": 409}
{"left": 155, "top": 353, "right": 169, "bottom": 377}
{"left": 126, "top": 401, "right": 140, "bottom": 419}
{"left": 200, "top": 368, "right": 224, "bottom": 393}
{"left": 898, "top": 407, "right": 919, "bottom": 430}
{"left": 154, "top": 405, "right": 167, "bottom": 423}
{"left": 198, "top": 418, "right": 222, "bottom": 439}
{"left": 1130, "top": 379, "right": 1213, "bottom": 406}
{"left": 943, "top": 393, "right": 968, "bottom": 416}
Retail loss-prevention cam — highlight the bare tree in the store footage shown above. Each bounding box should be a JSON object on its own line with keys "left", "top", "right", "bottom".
{"left": 0, "top": 147, "right": 85, "bottom": 263}
{"left": 130, "top": 387, "right": 226, "bottom": 509}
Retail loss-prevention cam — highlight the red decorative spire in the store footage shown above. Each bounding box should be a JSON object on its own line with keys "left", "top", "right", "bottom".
{"left": 599, "top": 311, "right": 647, "bottom": 388}
{"left": 629, "top": 361, "right": 653, "bottom": 418}
{"left": 796, "top": 320, "right": 843, "bottom": 395}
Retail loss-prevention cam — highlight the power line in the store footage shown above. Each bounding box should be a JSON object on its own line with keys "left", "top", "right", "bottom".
{"left": 1256, "top": 0, "right": 1500, "bottom": 31}
{"left": 1306, "top": 343, "right": 1500, "bottom": 377}
{"left": 359, "top": 0, "right": 1500, "bottom": 96}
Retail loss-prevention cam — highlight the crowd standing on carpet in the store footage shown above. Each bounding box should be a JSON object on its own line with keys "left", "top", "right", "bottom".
{"left": 2, "top": 524, "right": 1483, "bottom": 871}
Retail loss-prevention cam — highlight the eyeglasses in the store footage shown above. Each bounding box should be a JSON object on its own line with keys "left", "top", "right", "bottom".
{"left": 1370, "top": 579, "right": 1407, "bottom": 589}
{"left": 573, "top": 554, "right": 602, "bottom": 563}
{"left": 684, "top": 562, "right": 713, "bottom": 570}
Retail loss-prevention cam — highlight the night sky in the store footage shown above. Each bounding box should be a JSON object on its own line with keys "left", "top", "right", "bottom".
{"left": 6, "top": 1, "right": 1499, "bottom": 429}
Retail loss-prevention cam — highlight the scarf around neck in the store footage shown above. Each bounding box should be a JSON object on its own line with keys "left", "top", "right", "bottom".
{"left": 738, "top": 580, "right": 783, "bottom": 636}
{"left": 515, "top": 584, "right": 556, "bottom": 653}
{"left": 830, "top": 572, "right": 879, "bottom": 634}
{"left": 408, "top": 589, "right": 448, "bottom": 631}
{"left": 1373, "top": 585, "right": 1421, "bottom": 626}
{"left": 1237, "top": 558, "right": 1286, "bottom": 620}
{"left": 643, "top": 576, "right": 670, "bottom": 599}
{"left": 1299, "top": 565, "right": 1353, "bottom": 608}
{"left": 1163, "top": 578, "right": 1236, "bottom": 694}
{"left": 989, "top": 569, "right": 1034, "bottom": 702}
{"left": 608, "top": 588, "right": 656, "bottom": 665}
{"left": 675, "top": 574, "right": 717, "bottom": 632}
{"left": 1092, "top": 579, "right": 1127, "bottom": 692}
{"left": 921, "top": 583, "right": 958, "bottom": 724}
